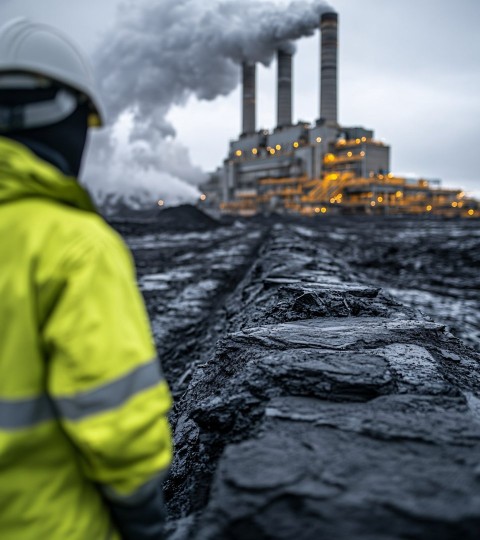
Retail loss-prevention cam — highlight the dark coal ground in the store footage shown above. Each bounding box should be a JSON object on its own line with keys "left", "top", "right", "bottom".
{"left": 112, "top": 209, "right": 480, "bottom": 353}
{"left": 109, "top": 207, "right": 480, "bottom": 539}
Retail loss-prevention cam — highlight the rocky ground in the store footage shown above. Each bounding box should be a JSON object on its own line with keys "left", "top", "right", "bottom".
{"left": 112, "top": 209, "right": 480, "bottom": 540}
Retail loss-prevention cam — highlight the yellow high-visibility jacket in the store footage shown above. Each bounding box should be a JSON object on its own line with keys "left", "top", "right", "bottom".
{"left": 0, "top": 137, "right": 172, "bottom": 539}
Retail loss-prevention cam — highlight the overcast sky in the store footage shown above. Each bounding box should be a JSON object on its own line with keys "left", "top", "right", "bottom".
{"left": 1, "top": 0, "right": 479, "bottom": 198}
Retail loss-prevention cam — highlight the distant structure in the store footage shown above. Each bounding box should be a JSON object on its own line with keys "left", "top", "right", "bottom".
{"left": 201, "top": 12, "right": 478, "bottom": 217}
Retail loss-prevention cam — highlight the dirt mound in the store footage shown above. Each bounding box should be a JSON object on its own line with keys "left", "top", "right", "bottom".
{"left": 156, "top": 204, "right": 219, "bottom": 231}
{"left": 107, "top": 204, "right": 220, "bottom": 235}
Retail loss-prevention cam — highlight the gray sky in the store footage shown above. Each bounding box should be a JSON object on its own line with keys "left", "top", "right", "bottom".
{"left": 1, "top": 0, "right": 479, "bottom": 198}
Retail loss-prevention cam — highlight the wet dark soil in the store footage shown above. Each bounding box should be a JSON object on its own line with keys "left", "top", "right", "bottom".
{"left": 111, "top": 210, "right": 480, "bottom": 540}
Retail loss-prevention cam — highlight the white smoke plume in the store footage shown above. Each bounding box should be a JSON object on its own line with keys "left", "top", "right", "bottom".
{"left": 83, "top": 0, "right": 334, "bottom": 207}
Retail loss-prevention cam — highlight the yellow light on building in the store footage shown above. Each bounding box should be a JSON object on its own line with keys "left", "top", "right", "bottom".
{"left": 315, "top": 207, "right": 321, "bottom": 213}
{"left": 157, "top": 200, "right": 164, "bottom": 207}
{"left": 355, "top": 138, "right": 361, "bottom": 144}
{"left": 378, "top": 174, "right": 384, "bottom": 180}
{"left": 200, "top": 194, "right": 207, "bottom": 201}
{"left": 235, "top": 150, "right": 242, "bottom": 157}
{"left": 330, "top": 198, "right": 335, "bottom": 204}
{"left": 316, "top": 137, "right": 322, "bottom": 143}
{"left": 396, "top": 191, "right": 403, "bottom": 198}
{"left": 468, "top": 209, "right": 475, "bottom": 216}
{"left": 458, "top": 191, "right": 465, "bottom": 198}
{"left": 452, "top": 201, "right": 458, "bottom": 207}
{"left": 270, "top": 148, "right": 276, "bottom": 155}
{"left": 252, "top": 148, "right": 258, "bottom": 155}
{"left": 377, "top": 196, "right": 383, "bottom": 203}
{"left": 360, "top": 151, "right": 366, "bottom": 157}
{"left": 321, "top": 207, "right": 327, "bottom": 214}
{"left": 458, "top": 201, "right": 464, "bottom": 208}
{"left": 388, "top": 173, "right": 394, "bottom": 178}
{"left": 275, "top": 144, "right": 281, "bottom": 151}
{"left": 370, "top": 201, "right": 376, "bottom": 207}
{"left": 324, "top": 153, "right": 336, "bottom": 163}
{"left": 338, "top": 139, "right": 346, "bottom": 145}
{"left": 347, "top": 151, "right": 352, "bottom": 157}
{"left": 426, "top": 205, "right": 432, "bottom": 211}
{"left": 361, "top": 137, "right": 367, "bottom": 142}
{"left": 293, "top": 141, "right": 299, "bottom": 148}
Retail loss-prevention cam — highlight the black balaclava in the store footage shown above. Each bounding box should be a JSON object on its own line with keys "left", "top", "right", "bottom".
{"left": 0, "top": 85, "right": 89, "bottom": 177}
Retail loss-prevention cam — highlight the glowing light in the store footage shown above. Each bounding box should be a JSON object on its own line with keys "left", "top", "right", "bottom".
{"left": 321, "top": 207, "right": 327, "bottom": 214}
{"left": 347, "top": 151, "right": 353, "bottom": 157}
{"left": 324, "top": 153, "right": 336, "bottom": 163}
{"left": 293, "top": 141, "right": 299, "bottom": 148}
{"left": 468, "top": 209, "right": 475, "bottom": 216}
{"left": 275, "top": 144, "right": 282, "bottom": 151}
{"left": 388, "top": 173, "right": 394, "bottom": 178}
{"left": 458, "top": 191, "right": 465, "bottom": 198}
{"left": 452, "top": 201, "right": 458, "bottom": 208}
{"left": 458, "top": 201, "right": 464, "bottom": 208}
{"left": 157, "top": 200, "right": 164, "bottom": 207}
{"left": 370, "top": 201, "right": 376, "bottom": 207}
{"left": 396, "top": 191, "right": 403, "bottom": 198}
{"left": 360, "top": 151, "right": 365, "bottom": 157}
{"left": 426, "top": 205, "right": 432, "bottom": 211}
{"left": 270, "top": 148, "right": 276, "bottom": 155}
{"left": 330, "top": 198, "right": 335, "bottom": 203}
{"left": 377, "top": 196, "right": 383, "bottom": 203}
{"left": 252, "top": 148, "right": 258, "bottom": 155}
{"left": 200, "top": 194, "right": 207, "bottom": 201}
{"left": 315, "top": 207, "right": 321, "bottom": 213}
{"left": 355, "top": 138, "right": 361, "bottom": 144}
{"left": 338, "top": 139, "right": 346, "bottom": 145}
{"left": 316, "top": 137, "right": 322, "bottom": 143}
{"left": 235, "top": 150, "right": 242, "bottom": 157}
{"left": 378, "top": 174, "right": 384, "bottom": 180}
{"left": 361, "top": 137, "right": 367, "bottom": 142}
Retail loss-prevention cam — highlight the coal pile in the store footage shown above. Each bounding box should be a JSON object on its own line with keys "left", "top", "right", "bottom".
{"left": 155, "top": 205, "right": 220, "bottom": 232}
{"left": 108, "top": 204, "right": 219, "bottom": 236}
{"left": 120, "top": 216, "right": 480, "bottom": 539}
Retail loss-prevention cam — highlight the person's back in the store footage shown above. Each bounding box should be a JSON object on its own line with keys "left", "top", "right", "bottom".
{"left": 0, "top": 19, "right": 172, "bottom": 539}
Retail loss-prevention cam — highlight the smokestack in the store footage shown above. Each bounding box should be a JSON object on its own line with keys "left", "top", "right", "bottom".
{"left": 320, "top": 12, "right": 338, "bottom": 125}
{"left": 277, "top": 49, "right": 292, "bottom": 128}
{"left": 242, "top": 61, "right": 256, "bottom": 135}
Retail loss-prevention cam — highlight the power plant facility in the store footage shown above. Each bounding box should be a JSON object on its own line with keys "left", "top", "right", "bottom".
{"left": 201, "top": 12, "right": 478, "bottom": 217}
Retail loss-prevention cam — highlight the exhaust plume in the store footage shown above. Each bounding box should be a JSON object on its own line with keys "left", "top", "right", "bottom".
{"left": 83, "top": 0, "right": 334, "bottom": 206}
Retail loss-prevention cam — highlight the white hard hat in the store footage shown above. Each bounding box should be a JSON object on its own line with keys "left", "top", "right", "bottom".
{"left": 0, "top": 18, "right": 104, "bottom": 129}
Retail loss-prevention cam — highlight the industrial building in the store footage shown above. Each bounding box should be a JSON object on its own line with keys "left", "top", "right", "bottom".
{"left": 201, "top": 12, "right": 478, "bottom": 218}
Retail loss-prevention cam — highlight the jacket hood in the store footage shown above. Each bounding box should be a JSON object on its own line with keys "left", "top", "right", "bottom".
{"left": 0, "top": 136, "right": 97, "bottom": 212}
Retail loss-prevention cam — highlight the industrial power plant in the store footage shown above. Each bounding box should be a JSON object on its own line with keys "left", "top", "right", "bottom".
{"left": 201, "top": 12, "right": 478, "bottom": 217}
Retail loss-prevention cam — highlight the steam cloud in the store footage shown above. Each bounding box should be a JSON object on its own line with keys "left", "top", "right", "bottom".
{"left": 83, "top": 0, "right": 334, "bottom": 207}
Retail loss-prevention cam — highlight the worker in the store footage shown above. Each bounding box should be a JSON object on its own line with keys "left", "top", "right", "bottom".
{"left": 0, "top": 19, "right": 172, "bottom": 540}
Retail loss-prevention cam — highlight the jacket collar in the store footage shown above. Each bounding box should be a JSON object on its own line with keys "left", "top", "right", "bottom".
{"left": 0, "top": 136, "right": 97, "bottom": 213}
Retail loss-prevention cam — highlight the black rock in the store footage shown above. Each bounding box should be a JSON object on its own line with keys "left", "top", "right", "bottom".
{"left": 120, "top": 217, "right": 480, "bottom": 539}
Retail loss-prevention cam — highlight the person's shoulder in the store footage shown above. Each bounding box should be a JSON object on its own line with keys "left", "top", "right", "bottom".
{"left": 23, "top": 198, "right": 130, "bottom": 268}
{"left": 39, "top": 200, "right": 123, "bottom": 245}
{"left": 62, "top": 208, "right": 129, "bottom": 263}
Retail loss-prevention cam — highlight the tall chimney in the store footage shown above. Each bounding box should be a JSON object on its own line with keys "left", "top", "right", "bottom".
{"left": 277, "top": 49, "right": 292, "bottom": 128}
{"left": 320, "top": 12, "right": 338, "bottom": 125}
{"left": 242, "top": 61, "right": 256, "bottom": 135}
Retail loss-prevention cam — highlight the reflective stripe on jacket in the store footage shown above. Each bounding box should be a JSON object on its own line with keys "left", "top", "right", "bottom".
{"left": 0, "top": 137, "right": 172, "bottom": 539}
